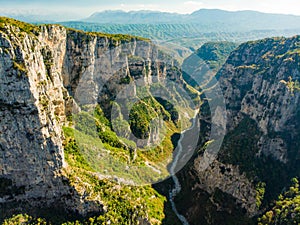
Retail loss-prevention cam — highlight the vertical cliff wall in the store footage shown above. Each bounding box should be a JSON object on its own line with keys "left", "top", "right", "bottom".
{"left": 0, "top": 18, "right": 195, "bottom": 222}
{"left": 175, "top": 36, "right": 300, "bottom": 225}
{"left": 0, "top": 22, "right": 68, "bottom": 204}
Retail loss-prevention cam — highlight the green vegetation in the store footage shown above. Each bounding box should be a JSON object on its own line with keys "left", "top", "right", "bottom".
{"left": 182, "top": 41, "right": 237, "bottom": 92}
{"left": 63, "top": 127, "right": 94, "bottom": 171}
{"left": 39, "top": 95, "right": 49, "bottom": 111}
{"left": 2, "top": 214, "right": 47, "bottom": 225}
{"left": 0, "top": 17, "right": 40, "bottom": 34}
{"left": 218, "top": 116, "right": 291, "bottom": 207}
{"left": 195, "top": 41, "right": 238, "bottom": 71}
{"left": 256, "top": 182, "right": 266, "bottom": 208}
{"left": 66, "top": 27, "right": 149, "bottom": 46}
{"left": 62, "top": 125, "right": 167, "bottom": 224}
{"left": 218, "top": 116, "right": 262, "bottom": 177}
{"left": 119, "top": 74, "right": 132, "bottom": 84}
{"left": 0, "top": 17, "right": 150, "bottom": 52}
{"left": 201, "top": 35, "right": 300, "bottom": 225}
{"left": 258, "top": 178, "right": 300, "bottom": 225}
{"left": 58, "top": 21, "right": 300, "bottom": 53}
{"left": 73, "top": 111, "right": 99, "bottom": 137}
{"left": 41, "top": 47, "right": 53, "bottom": 79}
{"left": 155, "top": 97, "right": 179, "bottom": 123}
{"left": 12, "top": 61, "right": 27, "bottom": 77}
{"left": 280, "top": 76, "right": 300, "bottom": 94}
{"left": 71, "top": 100, "right": 180, "bottom": 180}
{"left": 129, "top": 96, "right": 170, "bottom": 139}
{"left": 141, "top": 120, "right": 178, "bottom": 163}
{"left": 0, "top": 16, "right": 198, "bottom": 224}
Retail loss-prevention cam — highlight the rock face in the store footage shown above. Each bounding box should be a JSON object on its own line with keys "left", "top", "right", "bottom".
{"left": 217, "top": 37, "right": 300, "bottom": 162}
{"left": 0, "top": 18, "right": 192, "bottom": 219}
{"left": 2, "top": 17, "right": 300, "bottom": 224}
{"left": 61, "top": 29, "right": 187, "bottom": 149}
{"left": 176, "top": 36, "right": 300, "bottom": 224}
{"left": 0, "top": 24, "right": 67, "bottom": 204}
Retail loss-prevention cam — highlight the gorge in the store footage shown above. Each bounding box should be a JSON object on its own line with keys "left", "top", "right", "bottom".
{"left": 0, "top": 16, "right": 300, "bottom": 225}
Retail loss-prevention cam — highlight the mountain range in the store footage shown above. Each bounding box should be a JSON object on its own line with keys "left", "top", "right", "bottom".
{"left": 1, "top": 14, "right": 300, "bottom": 225}
{"left": 57, "top": 9, "right": 300, "bottom": 61}
{"left": 2, "top": 9, "right": 300, "bottom": 32}
{"left": 85, "top": 9, "right": 300, "bottom": 31}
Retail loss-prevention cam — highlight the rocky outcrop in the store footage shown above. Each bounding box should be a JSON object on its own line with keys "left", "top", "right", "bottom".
{"left": 61, "top": 29, "right": 188, "bottom": 149}
{"left": 217, "top": 36, "right": 300, "bottom": 162}
{"left": 0, "top": 23, "right": 67, "bottom": 203}
{"left": 193, "top": 160, "right": 257, "bottom": 215}
{"left": 0, "top": 18, "right": 195, "bottom": 220}
{"left": 4, "top": 17, "right": 300, "bottom": 224}
{"left": 176, "top": 36, "right": 300, "bottom": 224}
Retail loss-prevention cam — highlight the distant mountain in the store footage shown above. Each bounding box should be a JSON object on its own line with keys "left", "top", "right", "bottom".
{"left": 189, "top": 9, "right": 300, "bottom": 30}
{"left": 0, "top": 14, "right": 55, "bottom": 23}
{"left": 59, "top": 21, "right": 300, "bottom": 59}
{"left": 85, "top": 9, "right": 300, "bottom": 31}
{"left": 86, "top": 10, "right": 184, "bottom": 24}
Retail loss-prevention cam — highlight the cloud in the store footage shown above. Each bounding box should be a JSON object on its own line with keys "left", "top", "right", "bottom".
{"left": 183, "top": 1, "right": 203, "bottom": 7}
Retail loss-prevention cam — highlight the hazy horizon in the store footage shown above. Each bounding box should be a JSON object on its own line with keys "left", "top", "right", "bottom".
{"left": 1, "top": 0, "right": 300, "bottom": 21}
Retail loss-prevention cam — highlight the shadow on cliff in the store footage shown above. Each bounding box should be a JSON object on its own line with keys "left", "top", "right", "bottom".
{"left": 152, "top": 113, "right": 254, "bottom": 225}
{"left": 153, "top": 166, "right": 255, "bottom": 225}
{"left": 152, "top": 176, "right": 182, "bottom": 225}
{"left": 0, "top": 68, "right": 103, "bottom": 224}
{"left": 0, "top": 175, "right": 103, "bottom": 224}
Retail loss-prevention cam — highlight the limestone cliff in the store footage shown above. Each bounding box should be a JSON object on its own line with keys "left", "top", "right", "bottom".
{"left": 176, "top": 36, "right": 300, "bottom": 225}
{"left": 3, "top": 16, "right": 300, "bottom": 225}
{"left": 0, "top": 21, "right": 68, "bottom": 204}
{"left": 0, "top": 17, "right": 198, "bottom": 223}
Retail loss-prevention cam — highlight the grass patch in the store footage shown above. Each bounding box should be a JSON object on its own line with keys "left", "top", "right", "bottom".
{"left": 0, "top": 17, "right": 40, "bottom": 35}
{"left": 62, "top": 125, "right": 167, "bottom": 224}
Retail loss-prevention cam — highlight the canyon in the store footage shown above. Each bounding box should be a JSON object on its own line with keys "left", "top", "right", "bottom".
{"left": 0, "top": 17, "right": 300, "bottom": 225}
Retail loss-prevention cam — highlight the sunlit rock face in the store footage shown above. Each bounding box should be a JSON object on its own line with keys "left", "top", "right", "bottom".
{"left": 0, "top": 20, "right": 186, "bottom": 216}
{"left": 175, "top": 36, "right": 300, "bottom": 225}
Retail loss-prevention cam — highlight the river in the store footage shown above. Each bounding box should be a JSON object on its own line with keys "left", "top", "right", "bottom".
{"left": 169, "top": 114, "right": 198, "bottom": 225}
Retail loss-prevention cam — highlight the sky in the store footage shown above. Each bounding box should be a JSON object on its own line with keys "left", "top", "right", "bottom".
{"left": 1, "top": 0, "right": 300, "bottom": 20}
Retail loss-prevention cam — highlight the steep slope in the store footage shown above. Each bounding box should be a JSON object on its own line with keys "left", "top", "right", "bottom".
{"left": 0, "top": 18, "right": 71, "bottom": 212}
{"left": 174, "top": 36, "right": 300, "bottom": 224}
{"left": 193, "top": 42, "right": 238, "bottom": 71}
{"left": 0, "top": 17, "right": 199, "bottom": 224}
{"left": 182, "top": 41, "right": 238, "bottom": 90}
{"left": 258, "top": 177, "right": 300, "bottom": 225}
{"left": 85, "top": 9, "right": 300, "bottom": 31}
{"left": 3, "top": 16, "right": 300, "bottom": 225}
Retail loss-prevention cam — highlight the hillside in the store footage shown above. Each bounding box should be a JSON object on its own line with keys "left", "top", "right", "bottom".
{"left": 36, "top": 9, "right": 300, "bottom": 61}
{"left": 85, "top": 9, "right": 300, "bottom": 31}
{"left": 0, "top": 17, "right": 199, "bottom": 224}
{"left": 182, "top": 41, "right": 238, "bottom": 90}
{"left": 59, "top": 22, "right": 300, "bottom": 61}
{"left": 1, "top": 16, "right": 300, "bottom": 225}
{"left": 173, "top": 35, "right": 300, "bottom": 224}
